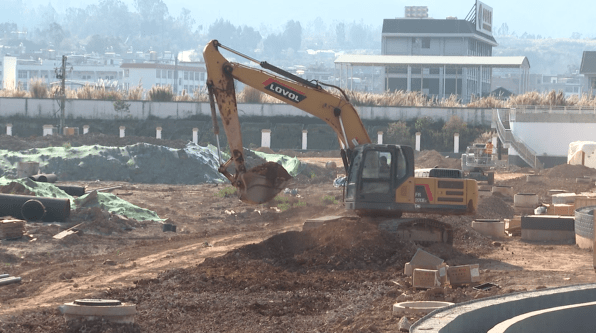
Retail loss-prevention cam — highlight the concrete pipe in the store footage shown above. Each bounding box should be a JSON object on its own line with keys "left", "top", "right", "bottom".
{"left": 29, "top": 173, "right": 58, "bottom": 183}
{"left": 514, "top": 193, "right": 539, "bottom": 208}
{"left": 575, "top": 206, "right": 596, "bottom": 249}
{"left": 57, "top": 185, "right": 86, "bottom": 197}
{"left": 21, "top": 199, "right": 46, "bottom": 221}
{"left": 0, "top": 193, "right": 70, "bottom": 222}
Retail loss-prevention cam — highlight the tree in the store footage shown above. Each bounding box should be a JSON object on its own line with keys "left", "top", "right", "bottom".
{"left": 497, "top": 23, "right": 509, "bottom": 36}
{"left": 348, "top": 22, "right": 368, "bottom": 48}
{"left": 263, "top": 33, "right": 286, "bottom": 55}
{"left": 283, "top": 20, "right": 302, "bottom": 51}
{"left": 208, "top": 19, "right": 239, "bottom": 46}
{"left": 336, "top": 22, "right": 346, "bottom": 47}
{"left": 571, "top": 32, "right": 582, "bottom": 39}
{"left": 134, "top": 0, "right": 169, "bottom": 22}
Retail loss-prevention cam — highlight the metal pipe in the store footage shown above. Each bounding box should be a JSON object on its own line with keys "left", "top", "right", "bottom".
{"left": 0, "top": 193, "right": 70, "bottom": 222}
{"left": 21, "top": 199, "right": 46, "bottom": 221}
{"left": 29, "top": 173, "right": 57, "bottom": 183}
{"left": 57, "top": 186, "right": 86, "bottom": 197}
{"left": 0, "top": 276, "right": 21, "bottom": 286}
{"left": 0, "top": 274, "right": 9, "bottom": 279}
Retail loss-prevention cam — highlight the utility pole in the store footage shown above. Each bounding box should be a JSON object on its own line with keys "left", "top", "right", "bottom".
{"left": 55, "top": 55, "right": 67, "bottom": 134}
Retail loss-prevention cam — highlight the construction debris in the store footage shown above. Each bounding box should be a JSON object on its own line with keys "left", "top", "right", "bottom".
{"left": 447, "top": 264, "right": 481, "bottom": 285}
{"left": 0, "top": 217, "right": 26, "bottom": 240}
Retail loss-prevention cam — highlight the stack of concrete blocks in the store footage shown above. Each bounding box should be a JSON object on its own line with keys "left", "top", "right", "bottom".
{"left": 521, "top": 215, "right": 576, "bottom": 243}
{"left": 505, "top": 216, "right": 522, "bottom": 236}
{"left": 404, "top": 249, "right": 481, "bottom": 288}
{"left": 405, "top": 249, "right": 447, "bottom": 289}
{"left": 513, "top": 193, "right": 540, "bottom": 215}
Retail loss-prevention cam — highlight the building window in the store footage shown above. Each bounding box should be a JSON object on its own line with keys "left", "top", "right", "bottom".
{"left": 184, "top": 71, "right": 188, "bottom": 80}
{"left": 162, "top": 70, "right": 166, "bottom": 79}
{"left": 168, "top": 70, "right": 173, "bottom": 79}
{"left": 18, "top": 70, "right": 27, "bottom": 79}
{"left": 156, "top": 69, "right": 160, "bottom": 78}
{"left": 124, "top": 69, "right": 129, "bottom": 78}
{"left": 200, "top": 73, "right": 205, "bottom": 81}
{"left": 421, "top": 38, "right": 430, "bottom": 49}
{"left": 184, "top": 85, "right": 188, "bottom": 91}
{"left": 191, "top": 72, "right": 196, "bottom": 81}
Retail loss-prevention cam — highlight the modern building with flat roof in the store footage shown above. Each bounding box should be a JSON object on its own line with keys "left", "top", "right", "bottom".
{"left": 335, "top": 2, "right": 530, "bottom": 102}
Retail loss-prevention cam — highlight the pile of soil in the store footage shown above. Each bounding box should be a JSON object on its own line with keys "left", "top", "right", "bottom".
{"left": 0, "top": 133, "right": 188, "bottom": 151}
{"left": 475, "top": 195, "right": 516, "bottom": 219}
{"left": 542, "top": 164, "right": 596, "bottom": 179}
{"left": 68, "top": 207, "right": 145, "bottom": 236}
{"left": 0, "top": 182, "right": 36, "bottom": 195}
{"left": 415, "top": 150, "right": 461, "bottom": 169}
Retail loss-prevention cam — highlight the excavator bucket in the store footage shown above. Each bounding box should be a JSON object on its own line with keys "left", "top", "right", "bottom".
{"left": 238, "top": 162, "right": 292, "bottom": 204}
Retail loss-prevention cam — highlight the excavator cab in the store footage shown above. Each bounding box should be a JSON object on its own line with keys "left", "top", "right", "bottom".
{"left": 345, "top": 144, "right": 414, "bottom": 216}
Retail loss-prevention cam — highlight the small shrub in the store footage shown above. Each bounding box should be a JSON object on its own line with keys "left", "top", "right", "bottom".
{"left": 29, "top": 79, "right": 48, "bottom": 98}
{"left": 126, "top": 82, "right": 144, "bottom": 100}
{"left": 217, "top": 186, "right": 237, "bottom": 198}
{"left": 321, "top": 195, "right": 339, "bottom": 205}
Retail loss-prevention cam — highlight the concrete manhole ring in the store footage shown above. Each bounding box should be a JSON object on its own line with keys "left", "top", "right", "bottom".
{"left": 74, "top": 299, "right": 123, "bottom": 306}
{"left": 393, "top": 301, "right": 454, "bottom": 315}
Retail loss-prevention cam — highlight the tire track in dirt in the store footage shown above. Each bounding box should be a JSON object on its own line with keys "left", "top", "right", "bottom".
{"left": 1, "top": 223, "right": 303, "bottom": 316}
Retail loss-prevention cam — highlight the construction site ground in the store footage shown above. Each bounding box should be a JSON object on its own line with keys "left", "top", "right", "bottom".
{"left": 1, "top": 136, "right": 596, "bottom": 332}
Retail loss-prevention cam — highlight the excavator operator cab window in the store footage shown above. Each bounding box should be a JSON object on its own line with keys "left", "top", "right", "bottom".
{"left": 361, "top": 151, "right": 392, "bottom": 194}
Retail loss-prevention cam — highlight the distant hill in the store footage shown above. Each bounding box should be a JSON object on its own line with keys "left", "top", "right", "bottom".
{"left": 494, "top": 36, "right": 596, "bottom": 75}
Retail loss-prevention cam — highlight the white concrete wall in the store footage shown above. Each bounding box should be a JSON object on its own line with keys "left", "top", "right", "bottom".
{"left": 0, "top": 98, "right": 492, "bottom": 125}
{"left": 511, "top": 122, "right": 596, "bottom": 156}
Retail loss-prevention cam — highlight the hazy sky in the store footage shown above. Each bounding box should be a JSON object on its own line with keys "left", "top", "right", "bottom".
{"left": 21, "top": 0, "right": 595, "bottom": 39}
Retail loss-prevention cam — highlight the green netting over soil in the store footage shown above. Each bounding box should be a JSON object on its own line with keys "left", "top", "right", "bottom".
{"left": 0, "top": 143, "right": 226, "bottom": 184}
{"left": 0, "top": 177, "right": 162, "bottom": 222}
{"left": 253, "top": 151, "right": 303, "bottom": 177}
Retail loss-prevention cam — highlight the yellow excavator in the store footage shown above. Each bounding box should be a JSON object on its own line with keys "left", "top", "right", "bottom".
{"left": 204, "top": 40, "right": 478, "bottom": 244}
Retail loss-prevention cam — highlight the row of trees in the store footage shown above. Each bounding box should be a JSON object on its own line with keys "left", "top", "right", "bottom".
{"left": 0, "top": 0, "right": 381, "bottom": 61}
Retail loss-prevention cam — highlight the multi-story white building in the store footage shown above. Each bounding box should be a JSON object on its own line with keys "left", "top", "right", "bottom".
{"left": 120, "top": 62, "right": 206, "bottom": 96}
{"left": 2, "top": 55, "right": 123, "bottom": 91}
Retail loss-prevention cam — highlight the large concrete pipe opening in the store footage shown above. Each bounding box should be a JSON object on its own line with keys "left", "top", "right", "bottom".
{"left": 410, "top": 284, "right": 596, "bottom": 333}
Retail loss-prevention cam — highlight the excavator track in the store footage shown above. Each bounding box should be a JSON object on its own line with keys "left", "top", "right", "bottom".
{"left": 376, "top": 218, "right": 454, "bottom": 246}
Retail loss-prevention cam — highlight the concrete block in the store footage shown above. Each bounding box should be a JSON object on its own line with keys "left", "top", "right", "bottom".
{"left": 547, "top": 204, "right": 575, "bottom": 216}
{"left": 472, "top": 219, "right": 505, "bottom": 238}
{"left": 521, "top": 215, "right": 576, "bottom": 242}
{"left": 526, "top": 175, "right": 542, "bottom": 183}
{"left": 575, "top": 197, "right": 596, "bottom": 210}
{"left": 514, "top": 193, "right": 539, "bottom": 208}
{"left": 447, "top": 264, "right": 480, "bottom": 285}
{"left": 552, "top": 193, "right": 586, "bottom": 205}
{"left": 410, "top": 248, "right": 444, "bottom": 268}
{"left": 413, "top": 268, "right": 442, "bottom": 289}
{"left": 302, "top": 215, "right": 345, "bottom": 231}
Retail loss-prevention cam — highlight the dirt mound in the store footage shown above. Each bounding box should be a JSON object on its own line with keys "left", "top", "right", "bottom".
{"left": 415, "top": 150, "right": 461, "bottom": 169}
{"left": 475, "top": 194, "right": 516, "bottom": 219}
{"left": 239, "top": 221, "right": 419, "bottom": 271}
{"left": 68, "top": 207, "right": 143, "bottom": 236}
{"left": 0, "top": 133, "right": 188, "bottom": 151}
{"left": 542, "top": 164, "right": 596, "bottom": 179}
{"left": 0, "top": 182, "right": 36, "bottom": 195}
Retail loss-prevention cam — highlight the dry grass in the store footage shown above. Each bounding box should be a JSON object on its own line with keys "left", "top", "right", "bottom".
{"left": 3, "top": 83, "right": 596, "bottom": 108}
{"left": 237, "top": 86, "right": 264, "bottom": 103}
{"left": 126, "top": 82, "right": 144, "bottom": 100}
{"left": 148, "top": 85, "right": 174, "bottom": 102}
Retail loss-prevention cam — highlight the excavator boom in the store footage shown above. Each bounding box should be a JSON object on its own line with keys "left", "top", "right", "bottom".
{"left": 204, "top": 40, "right": 370, "bottom": 204}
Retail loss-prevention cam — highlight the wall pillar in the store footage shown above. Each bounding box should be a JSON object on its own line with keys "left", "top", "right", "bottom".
{"left": 454, "top": 133, "right": 460, "bottom": 153}
{"left": 192, "top": 128, "right": 199, "bottom": 144}
{"left": 119, "top": 126, "right": 125, "bottom": 138}
{"left": 156, "top": 127, "right": 162, "bottom": 139}
{"left": 301, "top": 130, "right": 308, "bottom": 150}
{"left": 492, "top": 134, "right": 498, "bottom": 160}
{"left": 261, "top": 129, "right": 271, "bottom": 148}
{"left": 42, "top": 125, "right": 53, "bottom": 136}
{"left": 415, "top": 132, "right": 421, "bottom": 151}
{"left": 6, "top": 123, "right": 12, "bottom": 136}
{"left": 83, "top": 125, "right": 89, "bottom": 134}
{"left": 377, "top": 131, "right": 383, "bottom": 144}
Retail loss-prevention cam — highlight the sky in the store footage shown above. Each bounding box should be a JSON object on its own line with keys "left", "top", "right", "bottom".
{"left": 17, "top": 0, "right": 596, "bottom": 39}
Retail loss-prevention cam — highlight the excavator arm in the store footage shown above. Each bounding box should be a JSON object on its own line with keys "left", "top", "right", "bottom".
{"left": 204, "top": 40, "right": 371, "bottom": 204}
